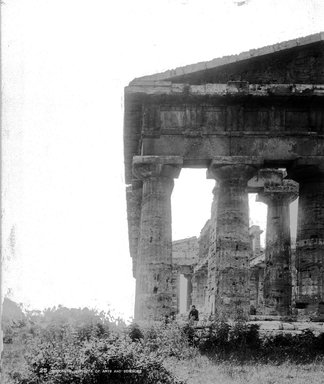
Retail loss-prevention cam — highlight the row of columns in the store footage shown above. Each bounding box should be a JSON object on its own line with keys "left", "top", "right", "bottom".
{"left": 130, "top": 155, "right": 324, "bottom": 321}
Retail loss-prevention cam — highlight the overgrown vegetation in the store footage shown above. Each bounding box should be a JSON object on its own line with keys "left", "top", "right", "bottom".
{"left": 2, "top": 300, "right": 185, "bottom": 384}
{"left": 196, "top": 320, "right": 324, "bottom": 363}
{"left": 3, "top": 299, "right": 324, "bottom": 384}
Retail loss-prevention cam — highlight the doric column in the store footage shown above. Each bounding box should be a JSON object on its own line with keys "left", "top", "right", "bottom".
{"left": 170, "top": 266, "right": 180, "bottom": 315}
{"left": 175, "top": 271, "right": 181, "bottom": 314}
{"left": 249, "top": 268, "right": 259, "bottom": 315}
{"left": 249, "top": 225, "right": 263, "bottom": 256}
{"left": 185, "top": 274, "right": 193, "bottom": 311}
{"left": 126, "top": 180, "right": 143, "bottom": 278}
{"left": 249, "top": 225, "right": 266, "bottom": 315}
{"left": 207, "top": 158, "right": 261, "bottom": 319}
{"left": 132, "top": 155, "right": 182, "bottom": 321}
{"left": 191, "top": 274, "right": 198, "bottom": 309}
{"left": 257, "top": 180, "right": 298, "bottom": 316}
{"left": 288, "top": 162, "right": 324, "bottom": 318}
{"left": 192, "top": 270, "right": 208, "bottom": 312}
{"left": 207, "top": 184, "right": 219, "bottom": 315}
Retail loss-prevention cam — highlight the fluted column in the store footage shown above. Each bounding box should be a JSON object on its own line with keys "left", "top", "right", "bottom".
{"left": 126, "top": 180, "right": 143, "bottom": 278}
{"left": 207, "top": 184, "right": 219, "bottom": 315}
{"left": 132, "top": 155, "right": 182, "bottom": 321}
{"left": 257, "top": 180, "right": 298, "bottom": 316}
{"left": 208, "top": 160, "right": 260, "bottom": 319}
{"left": 249, "top": 225, "right": 264, "bottom": 315}
{"left": 288, "top": 163, "right": 324, "bottom": 318}
{"left": 186, "top": 274, "right": 193, "bottom": 311}
{"left": 192, "top": 271, "right": 206, "bottom": 311}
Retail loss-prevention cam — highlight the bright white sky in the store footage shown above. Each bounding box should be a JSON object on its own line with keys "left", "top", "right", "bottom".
{"left": 2, "top": 0, "right": 323, "bottom": 320}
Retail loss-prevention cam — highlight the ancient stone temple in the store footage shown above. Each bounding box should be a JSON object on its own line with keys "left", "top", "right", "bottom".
{"left": 124, "top": 32, "right": 324, "bottom": 322}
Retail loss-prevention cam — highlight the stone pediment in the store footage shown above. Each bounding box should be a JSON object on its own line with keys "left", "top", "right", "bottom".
{"left": 130, "top": 32, "right": 324, "bottom": 86}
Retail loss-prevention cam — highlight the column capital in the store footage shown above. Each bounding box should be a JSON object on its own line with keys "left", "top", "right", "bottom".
{"left": 248, "top": 168, "right": 285, "bottom": 193}
{"left": 132, "top": 155, "right": 183, "bottom": 180}
{"left": 207, "top": 156, "right": 263, "bottom": 183}
{"left": 207, "top": 164, "right": 259, "bottom": 184}
{"left": 249, "top": 225, "right": 263, "bottom": 238}
{"left": 257, "top": 180, "right": 299, "bottom": 205}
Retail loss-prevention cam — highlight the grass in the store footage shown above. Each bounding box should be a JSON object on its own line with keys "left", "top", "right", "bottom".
{"left": 164, "top": 355, "right": 324, "bottom": 384}
{"left": 3, "top": 307, "right": 324, "bottom": 384}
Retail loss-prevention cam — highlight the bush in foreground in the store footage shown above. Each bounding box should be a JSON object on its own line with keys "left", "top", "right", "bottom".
{"left": 3, "top": 307, "right": 185, "bottom": 384}
{"left": 17, "top": 334, "right": 183, "bottom": 384}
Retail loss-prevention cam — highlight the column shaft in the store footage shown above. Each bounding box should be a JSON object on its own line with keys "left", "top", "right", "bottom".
{"left": 249, "top": 268, "right": 259, "bottom": 315}
{"left": 192, "top": 271, "right": 207, "bottom": 312}
{"left": 186, "top": 275, "right": 193, "bottom": 311}
{"left": 207, "top": 184, "right": 219, "bottom": 316}
{"left": 133, "top": 156, "right": 182, "bottom": 321}
{"left": 170, "top": 267, "right": 179, "bottom": 315}
{"left": 126, "top": 181, "right": 143, "bottom": 278}
{"left": 288, "top": 164, "right": 324, "bottom": 318}
{"left": 296, "top": 177, "right": 324, "bottom": 315}
{"left": 258, "top": 189, "right": 296, "bottom": 316}
{"left": 208, "top": 163, "right": 259, "bottom": 320}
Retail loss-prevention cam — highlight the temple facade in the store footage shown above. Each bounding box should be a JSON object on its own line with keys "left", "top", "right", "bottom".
{"left": 124, "top": 32, "right": 324, "bottom": 322}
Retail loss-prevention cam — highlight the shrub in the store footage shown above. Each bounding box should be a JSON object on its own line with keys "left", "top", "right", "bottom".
{"left": 14, "top": 332, "right": 184, "bottom": 384}
{"left": 198, "top": 320, "right": 263, "bottom": 360}
{"left": 139, "top": 322, "right": 197, "bottom": 359}
{"left": 3, "top": 307, "right": 185, "bottom": 384}
{"left": 128, "top": 323, "right": 144, "bottom": 342}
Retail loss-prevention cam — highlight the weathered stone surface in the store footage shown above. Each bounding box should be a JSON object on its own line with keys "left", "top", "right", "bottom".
{"left": 126, "top": 83, "right": 324, "bottom": 97}
{"left": 250, "top": 321, "right": 324, "bottom": 336}
{"left": 249, "top": 226, "right": 264, "bottom": 315}
{"left": 249, "top": 225, "right": 263, "bottom": 256}
{"left": 172, "top": 237, "right": 199, "bottom": 268}
{"left": 207, "top": 162, "right": 260, "bottom": 319}
{"left": 192, "top": 271, "right": 207, "bottom": 311}
{"left": 257, "top": 179, "right": 298, "bottom": 316}
{"left": 126, "top": 180, "right": 143, "bottom": 278}
{"left": 133, "top": 156, "right": 183, "bottom": 321}
{"left": 207, "top": 185, "right": 219, "bottom": 315}
{"left": 288, "top": 163, "right": 324, "bottom": 319}
{"left": 185, "top": 274, "right": 193, "bottom": 311}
